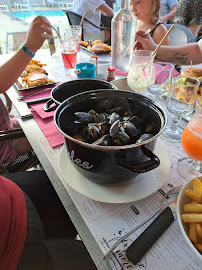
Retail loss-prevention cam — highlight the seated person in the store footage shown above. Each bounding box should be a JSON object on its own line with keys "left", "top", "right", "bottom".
{"left": 159, "top": 0, "right": 178, "bottom": 24}
{"left": 131, "top": 0, "right": 170, "bottom": 58}
{"left": 0, "top": 170, "right": 97, "bottom": 269}
{"left": 0, "top": 15, "right": 52, "bottom": 164}
{"left": 73, "top": 0, "right": 114, "bottom": 42}
{"left": 174, "top": 0, "right": 202, "bottom": 38}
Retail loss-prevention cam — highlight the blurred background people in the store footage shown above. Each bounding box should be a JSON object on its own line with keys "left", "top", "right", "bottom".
{"left": 159, "top": 0, "right": 178, "bottom": 24}
{"left": 174, "top": 0, "right": 202, "bottom": 39}
{"left": 131, "top": 0, "right": 170, "bottom": 52}
{"left": 73, "top": 0, "right": 114, "bottom": 42}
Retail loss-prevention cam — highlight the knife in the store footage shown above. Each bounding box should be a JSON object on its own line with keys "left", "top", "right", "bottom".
{"left": 126, "top": 199, "right": 177, "bottom": 265}
{"left": 26, "top": 97, "right": 50, "bottom": 105}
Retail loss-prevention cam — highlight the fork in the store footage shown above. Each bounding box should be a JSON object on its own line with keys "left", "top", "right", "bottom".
{"left": 104, "top": 185, "right": 182, "bottom": 258}
{"left": 17, "top": 88, "right": 52, "bottom": 101}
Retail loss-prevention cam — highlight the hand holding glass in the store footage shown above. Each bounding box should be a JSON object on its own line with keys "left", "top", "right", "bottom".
{"left": 163, "top": 76, "right": 200, "bottom": 142}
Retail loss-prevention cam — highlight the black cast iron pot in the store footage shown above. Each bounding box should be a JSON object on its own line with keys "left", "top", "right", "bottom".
{"left": 55, "top": 89, "right": 167, "bottom": 185}
{"left": 44, "top": 79, "right": 117, "bottom": 112}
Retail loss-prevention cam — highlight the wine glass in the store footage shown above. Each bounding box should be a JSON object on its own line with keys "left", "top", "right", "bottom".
{"left": 127, "top": 50, "right": 155, "bottom": 93}
{"left": 162, "top": 75, "right": 200, "bottom": 142}
{"left": 177, "top": 96, "right": 202, "bottom": 180}
{"left": 148, "top": 62, "right": 174, "bottom": 102}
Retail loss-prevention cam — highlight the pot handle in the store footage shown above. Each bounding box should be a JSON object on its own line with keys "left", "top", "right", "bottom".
{"left": 44, "top": 98, "right": 57, "bottom": 112}
{"left": 119, "top": 145, "right": 160, "bottom": 173}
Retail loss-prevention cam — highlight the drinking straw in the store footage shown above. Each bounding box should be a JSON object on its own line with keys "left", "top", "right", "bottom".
{"left": 52, "top": 25, "right": 72, "bottom": 68}
{"left": 78, "top": 11, "right": 86, "bottom": 34}
{"left": 51, "top": 25, "right": 61, "bottom": 40}
{"left": 152, "top": 25, "right": 175, "bottom": 56}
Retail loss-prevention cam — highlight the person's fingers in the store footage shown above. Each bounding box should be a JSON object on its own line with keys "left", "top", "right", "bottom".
{"left": 32, "top": 15, "right": 51, "bottom": 26}
{"left": 136, "top": 30, "right": 145, "bottom": 36}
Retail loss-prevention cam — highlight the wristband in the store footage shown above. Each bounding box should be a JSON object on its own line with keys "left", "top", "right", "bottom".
{"left": 20, "top": 44, "right": 35, "bottom": 58}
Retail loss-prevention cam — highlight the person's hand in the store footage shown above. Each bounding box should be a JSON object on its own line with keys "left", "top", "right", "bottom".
{"left": 24, "top": 15, "right": 52, "bottom": 53}
{"left": 135, "top": 31, "right": 157, "bottom": 52}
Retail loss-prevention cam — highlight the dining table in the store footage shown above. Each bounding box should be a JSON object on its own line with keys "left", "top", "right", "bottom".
{"left": 4, "top": 47, "right": 202, "bottom": 270}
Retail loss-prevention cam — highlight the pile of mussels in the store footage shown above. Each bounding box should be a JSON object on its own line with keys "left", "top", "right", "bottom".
{"left": 71, "top": 109, "right": 156, "bottom": 146}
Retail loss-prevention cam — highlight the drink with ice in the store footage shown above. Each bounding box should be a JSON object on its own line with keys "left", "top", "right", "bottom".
{"left": 127, "top": 50, "right": 155, "bottom": 92}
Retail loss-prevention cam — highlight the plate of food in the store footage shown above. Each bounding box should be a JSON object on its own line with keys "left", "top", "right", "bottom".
{"left": 177, "top": 176, "right": 202, "bottom": 260}
{"left": 80, "top": 40, "right": 111, "bottom": 55}
{"left": 15, "top": 59, "right": 57, "bottom": 91}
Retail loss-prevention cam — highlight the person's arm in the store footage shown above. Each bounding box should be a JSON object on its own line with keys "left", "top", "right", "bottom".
{"left": 135, "top": 32, "right": 202, "bottom": 65}
{"left": 0, "top": 15, "right": 52, "bottom": 94}
{"left": 97, "top": 3, "right": 114, "bottom": 17}
{"left": 160, "top": 4, "right": 178, "bottom": 23}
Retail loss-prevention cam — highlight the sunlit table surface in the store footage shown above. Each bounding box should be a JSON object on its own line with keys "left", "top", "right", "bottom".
{"left": 3, "top": 49, "right": 202, "bottom": 270}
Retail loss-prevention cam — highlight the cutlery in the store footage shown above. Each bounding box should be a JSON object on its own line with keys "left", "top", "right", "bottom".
{"left": 18, "top": 88, "right": 52, "bottom": 101}
{"left": 26, "top": 97, "right": 50, "bottom": 105}
{"left": 126, "top": 198, "right": 178, "bottom": 265}
{"left": 104, "top": 185, "right": 182, "bottom": 258}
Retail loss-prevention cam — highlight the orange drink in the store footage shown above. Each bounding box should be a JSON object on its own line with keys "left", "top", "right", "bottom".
{"left": 181, "top": 123, "right": 202, "bottom": 162}
{"left": 178, "top": 96, "right": 202, "bottom": 180}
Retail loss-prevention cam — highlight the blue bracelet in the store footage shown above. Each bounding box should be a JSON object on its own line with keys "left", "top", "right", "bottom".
{"left": 20, "top": 44, "right": 35, "bottom": 58}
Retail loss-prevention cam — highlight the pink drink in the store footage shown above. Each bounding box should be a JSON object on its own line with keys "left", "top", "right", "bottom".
{"left": 61, "top": 50, "right": 77, "bottom": 69}
{"left": 77, "top": 42, "right": 81, "bottom": 52}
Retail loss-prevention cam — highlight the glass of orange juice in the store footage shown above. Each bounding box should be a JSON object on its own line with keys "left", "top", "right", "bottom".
{"left": 178, "top": 96, "right": 202, "bottom": 180}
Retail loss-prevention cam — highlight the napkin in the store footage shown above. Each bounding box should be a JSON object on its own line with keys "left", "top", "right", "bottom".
{"left": 19, "top": 83, "right": 61, "bottom": 119}
{"left": 30, "top": 102, "right": 54, "bottom": 119}
{"left": 155, "top": 64, "right": 179, "bottom": 84}
{"left": 31, "top": 110, "right": 64, "bottom": 148}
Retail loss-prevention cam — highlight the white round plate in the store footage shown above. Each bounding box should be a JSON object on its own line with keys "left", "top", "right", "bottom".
{"left": 58, "top": 140, "right": 171, "bottom": 203}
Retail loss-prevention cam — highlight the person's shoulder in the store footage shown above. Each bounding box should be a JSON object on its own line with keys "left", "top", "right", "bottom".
{"left": 152, "top": 23, "right": 170, "bottom": 45}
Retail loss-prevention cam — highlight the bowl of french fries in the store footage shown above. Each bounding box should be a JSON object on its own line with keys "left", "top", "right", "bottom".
{"left": 177, "top": 176, "right": 202, "bottom": 260}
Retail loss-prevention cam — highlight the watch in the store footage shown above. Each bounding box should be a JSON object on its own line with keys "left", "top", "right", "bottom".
{"left": 20, "top": 44, "right": 35, "bottom": 58}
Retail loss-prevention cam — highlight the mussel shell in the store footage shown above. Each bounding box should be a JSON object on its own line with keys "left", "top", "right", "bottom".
{"left": 109, "top": 119, "right": 120, "bottom": 138}
{"left": 122, "top": 121, "right": 139, "bottom": 138}
{"left": 75, "top": 112, "right": 94, "bottom": 122}
{"left": 93, "top": 134, "right": 112, "bottom": 146}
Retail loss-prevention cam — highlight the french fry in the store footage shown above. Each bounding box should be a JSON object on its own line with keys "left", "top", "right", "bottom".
{"left": 181, "top": 178, "right": 202, "bottom": 255}
{"left": 185, "top": 189, "right": 195, "bottom": 200}
{"left": 184, "top": 203, "right": 202, "bottom": 213}
{"left": 189, "top": 223, "right": 198, "bottom": 243}
{"left": 194, "top": 243, "right": 202, "bottom": 253}
{"left": 181, "top": 213, "right": 202, "bottom": 223}
{"left": 193, "top": 178, "right": 202, "bottom": 203}
{"left": 196, "top": 223, "right": 202, "bottom": 238}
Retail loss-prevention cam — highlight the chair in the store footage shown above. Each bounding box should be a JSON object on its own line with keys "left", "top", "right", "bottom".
{"left": 14, "top": 0, "right": 30, "bottom": 10}
{"left": 0, "top": 93, "right": 40, "bottom": 174}
{"left": 59, "top": 0, "right": 73, "bottom": 9}
{"left": 6, "top": 31, "right": 27, "bottom": 53}
{"left": 46, "top": 0, "right": 59, "bottom": 7}
{"left": 165, "top": 24, "right": 195, "bottom": 46}
{"left": 63, "top": 10, "right": 110, "bottom": 41}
